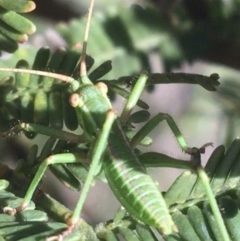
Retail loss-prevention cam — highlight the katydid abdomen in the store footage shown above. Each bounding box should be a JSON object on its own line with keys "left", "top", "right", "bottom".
{"left": 71, "top": 84, "right": 177, "bottom": 235}
{"left": 105, "top": 120, "right": 176, "bottom": 235}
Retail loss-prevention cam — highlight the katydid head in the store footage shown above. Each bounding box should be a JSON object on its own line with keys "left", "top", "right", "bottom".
{"left": 68, "top": 84, "right": 112, "bottom": 141}
{"left": 69, "top": 82, "right": 109, "bottom": 109}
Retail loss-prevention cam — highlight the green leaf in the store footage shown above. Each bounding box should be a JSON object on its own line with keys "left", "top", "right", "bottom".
{"left": 0, "top": 1, "right": 35, "bottom": 53}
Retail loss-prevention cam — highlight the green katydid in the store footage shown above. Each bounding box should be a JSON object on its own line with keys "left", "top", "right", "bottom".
{"left": 0, "top": 0, "right": 230, "bottom": 241}
{"left": 1, "top": 0, "right": 176, "bottom": 239}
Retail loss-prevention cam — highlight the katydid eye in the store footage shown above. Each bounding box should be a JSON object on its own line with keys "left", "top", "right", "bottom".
{"left": 69, "top": 93, "right": 81, "bottom": 107}
{"left": 95, "top": 82, "right": 108, "bottom": 95}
